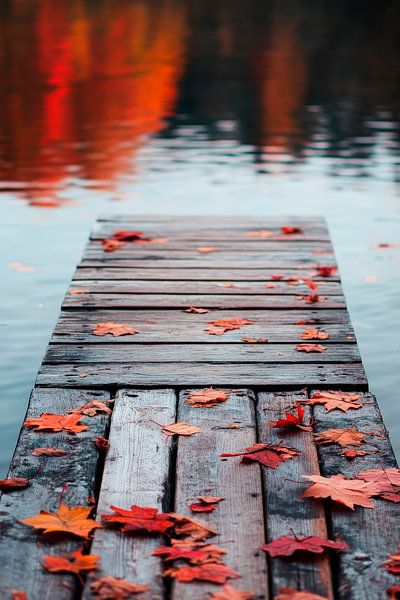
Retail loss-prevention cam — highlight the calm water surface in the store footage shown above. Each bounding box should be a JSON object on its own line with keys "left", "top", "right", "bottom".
{"left": 1, "top": 0, "right": 400, "bottom": 474}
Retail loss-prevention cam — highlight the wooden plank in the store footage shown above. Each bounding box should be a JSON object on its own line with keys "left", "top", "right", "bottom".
{"left": 172, "top": 389, "right": 268, "bottom": 599}
{"left": 67, "top": 280, "right": 342, "bottom": 296}
{"left": 0, "top": 388, "right": 110, "bottom": 600}
{"left": 36, "top": 362, "right": 368, "bottom": 388}
{"left": 257, "top": 391, "right": 334, "bottom": 598}
{"left": 312, "top": 390, "right": 399, "bottom": 600}
{"left": 44, "top": 343, "right": 362, "bottom": 365}
{"left": 87, "top": 240, "right": 333, "bottom": 252}
{"left": 82, "top": 389, "right": 176, "bottom": 600}
{"left": 62, "top": 293, "right": 346, "bottom": 309}
{"left": 73, "top": 268, "right": 340, "bottom": 281}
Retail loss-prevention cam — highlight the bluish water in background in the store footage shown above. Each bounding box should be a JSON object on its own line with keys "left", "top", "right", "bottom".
{"left": 0, "top": 0, "right": 399, "bottom": 474}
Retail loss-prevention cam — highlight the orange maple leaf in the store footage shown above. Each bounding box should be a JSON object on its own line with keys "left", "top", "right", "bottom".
{"left": 184, "top": 307, "right": 209, "bottom": 313}
{"left": 90, "top": 576, "right": 149, "bottom": 598}
{"left": 101, "top": 505, "right": 174, "bottom": 534}
{"left": 155, "top": 421, "right": 201, "bottom": 437}
{"left": 21, "top": 504, "right": 103, "bottom": 538}
{"left": 315, "top": 428, "right": 367, "bottom": 447}
{"left": 307, "top": 391, "right": 362, "bottom": 413}
{"left": 210, "top": 585, "right": 255, "bottom": 600}
{"left": 164, "top": 563, "right": 240, "bottom": 584}
{"left": 42, "top": 548, "right": 99, "bottom": 575}
{"left": 24, "top": 412, "right": 88, "bottom": 434}
{"left": 197, "top": 247, "right": 217, "bottom": 253}
{"left": 69, "top": 400, "right": 112, "bottom": 417}
{"left": 169, "top": 513, "right": 218, "bottom": 540}
{"left": 32, "top": 447, "right": 68, "bottom": 456}
{"left": 153, "top": 540, "right": 226, "bottom": 564}
{"left": 261, "top": 534, "right": 348, "bottom": 557}
{"left": 206, "top": 318, "right": 253, "bottom": 335}
{"left": 186, "top": 388, "right": 230, "bottom": 408}
{"left": 241, "top": 337, "right": 268, "bottom": 343}
{"left": 303, "top": 474, "right": 377, "bottom": 509}
{"left": 296, "top": 344, "right": 327, "bottom": 353}
{"left": 93, "top": 322, "right": 138, "bottom": 337}
{"left": 300, "top": 329, "right": 330, "bottom": 340}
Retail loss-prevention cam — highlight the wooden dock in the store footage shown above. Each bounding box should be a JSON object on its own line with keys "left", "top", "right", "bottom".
{"left": 1, "top": 215, "right": 398, "bottom": 600}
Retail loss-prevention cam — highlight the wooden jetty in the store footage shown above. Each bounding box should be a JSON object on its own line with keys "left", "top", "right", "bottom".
{"left": 0, "top": 215, "right": 398, "bottom": 600}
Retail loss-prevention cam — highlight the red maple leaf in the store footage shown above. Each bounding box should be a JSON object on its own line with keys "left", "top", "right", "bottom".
{"left": 153, "top": 541, "right": 226, "bottom": 564}
{"left": 316, "top": 265, "right": 336, "bottom": 277}
{"left": 164, "top": 563, "right": 240, "bottom": 584}
{"left": 101, "top": 505, "right": 174, "bottom": 534}
{"left": 281, "top": 226, "right": 303, "bottom": 235}
{"left": 269, "top": 402, "right": 312, "bottom": 431}
{"left": 0, "top": 477, "right": 30, "bottom": 491}
{"left": 261, "top": 534, "right": 349, "bottom": 557}
{"left": 221, "top": 443, "right": 300, "bottom": 469}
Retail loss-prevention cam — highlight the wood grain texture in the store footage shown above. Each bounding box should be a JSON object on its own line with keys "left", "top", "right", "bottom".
{"left": 36, "top": 362, "right": 368, "bottom": 388}
{"left": 74, "top": 267, "right": 340, "bottom": 281}
{"left": 68, "top": 280, "right": 342, "bottom": 296}
{"left": 311, "top": 390, "right": 399, "bottom": 600}
{"left": 257, "top": 391, "right": 334, "bottom": 598}
{"left": 44, "top": 343, "right": 362, "bottom": 365}
{"left": 172, "top": 389, "right": 268, "bottom": 599}
{"left": 0, "top": 388, "right": 110, "bottom": 600}
{"left": 63, "top": 293, "right": 346, "bottom": 309}
{"left": 87, "top": 240, "right": 333, "bottom": 252}
{"left": 82, "top": 389, "right": 176, "bottom": 600}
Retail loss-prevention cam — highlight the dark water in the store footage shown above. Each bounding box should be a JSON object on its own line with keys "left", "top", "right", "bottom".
{"left": 1, "top": 0, "right": 400, "bottom": 474}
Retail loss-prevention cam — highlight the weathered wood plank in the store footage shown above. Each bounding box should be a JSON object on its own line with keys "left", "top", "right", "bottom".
{"left": 258, "top": 391, "right": 334, "bottom": 598}
{"left": 44, "top": 343, "right": 362, "bottom": 365}
{"left": 82, "top": 389, "right": 176, "bottom": 600}
{"left": 87, "top": 240, "right": 333, "bottom": 252}
{"left": 0, "top": 388, "right": 110, "bottom": 600}
{"left": 172, "top": 389, "right": 268, "bottom": 599}
{"left": 67, "top": 280, "right": 342, "bottom": 296}
{"left": 312, "top": 390, "right": 399, "bottom": 600}
{"left": 73, "top": 268, "right": 340, "bottom": 281}
{"left": 62, "top": 293, "right": 346, "bottom": 309}
{"left": 36, "top": 363, "right": 368, "bottom": 388}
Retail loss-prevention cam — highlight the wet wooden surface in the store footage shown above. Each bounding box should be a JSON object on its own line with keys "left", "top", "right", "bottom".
{"left": 1, "top": 215, "right": 398, "bottom": 600}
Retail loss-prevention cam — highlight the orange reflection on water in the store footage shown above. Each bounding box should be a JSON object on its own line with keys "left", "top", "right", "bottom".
{"left": 0, "top": 0, "right": 187, "bottom": 205}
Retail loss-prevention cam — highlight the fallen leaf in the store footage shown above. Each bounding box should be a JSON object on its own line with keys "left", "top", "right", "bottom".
{"left": 357, "top": 468, "right": 400, "bottom": 501}
{"left": 297, "top": 294, "right": 325, "bottom": 304}
{"left": 341, "top": 449, "right": 370, "bottom": 459}
{"left": 198, "top": 496, "right": 224, "bottom": 504}
{"left": 21, "top": 504, "right": 102, "bottom": 538}
{"left": 296, "top": 344, "right": 327, "bottom": 353}
{"left": 190, "top": 503, "right": 217, "bottom": 513}
{"left": 384, "top": 548, "right": 400, "bottom": 575}
{"left": 32, "top": 447, "right": 68, "bottom": 457}
{"left": 241, "top": 337, "right": 268, "bottom": 343}
{"left": 303, "top": 474, "right": 377, "bottom": 509}
{"left": 386, "top": 584, "right": 400, "bottom": 599}
{"left": 247, "top": 230, "right": 272, "bottom": 238}
{"left": 69, "top": 288, "right": 89, "bottom": 295}
{"left": 306, "top": 391, "right": 363, "bottom": 413}
{"left": 206, "top": 318, "right": 253, "bottom": 335}
{"left": 265, "top": 282, "right": 276, "bottom": 288}
{"left": 158, "top": 422, "right": 201, "bottom": 437}
{"left": 169, "top": 513, "right": 218, "bottom": 540}
{"left": 315, "top": 428, "right": 367, "bottom": 447}
{"left": 271, "top": 273, "right": 283, "bottom": 280}
{"left": 11, "top": 591, "right": 27, "bottom": 600}
{"left": 95, "top": 436, "right": 110, "bottom": 451}
{"left": 210, "top": 584, "right": 255, "bottom": 600}
{"left": 184, "top": 307, "right": 209, "bottom": 313}
{"left": 281, "top": 226, "right": 303, "bottom": 234}
{"left": 274, "top": 588, "right": 329, "bottom": 600}
{"left": 217, "top": 282, "right": 236, "bottom": 288}
{"left": 269, "top": 402, "right": 312, "bottom": 431}
{"left": 300, "top": 329, "right": 330, "bottom": 340}
{"left": 315, "top": 265, "right": 336, "bottom": 277}
{"left": 93, "top": 322, "right": 138, "bottom": 337}
{"left": 153, "top": 540, "right": 226, "bottom": 564}
{"left": 42, "top": 548, "right": 99, "bottom": 575}
{"left": 8, "top": 262, "right": 35, "bottom": 272}
{"left": 221, "top": 443, "right": 300, "bottom": 469}
{"left": 102, "top": 239, "right": 126, "bottom": 252}
{"left": 197, "top": 247, "right": 216, "bottom": 253}
{"left": 0, "top": 477, "right": 30, "bottom": 490}
{"left": 186, "top": 388, "right": 230, "bottom": 408}
{"left": 90, "top": 576, "right": 149, "bottom": 598}
{"left": 295, "top": 319, "right": 316, "bottom": 325}
{"left": 113, "top": 230, "right": 145, "bottom": 241}
{"left": 70, "top": 400, "right": 112, "bottom": 417}
{"left": 164, "top": 563, "right": 240, "bottom": 584}
{"left": 101, "top": 505, "right": 174, "bottom": 534}
{"left": 261, "top": 534, "right": 349, "bottom": 557}
{"left": 24, "top": 412, "right": 88, "bottom": 434}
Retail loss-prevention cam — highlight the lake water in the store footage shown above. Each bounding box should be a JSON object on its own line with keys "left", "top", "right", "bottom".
{"left": 0, "top": 0, "right": 399, "bottom": 474}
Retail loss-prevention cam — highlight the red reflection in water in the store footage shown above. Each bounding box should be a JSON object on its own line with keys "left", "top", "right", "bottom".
{"left": 0, "top": 0, "right": 186, "bottom": 206}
